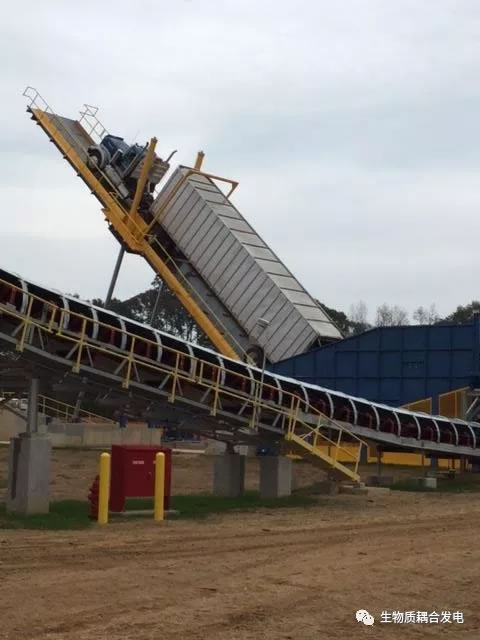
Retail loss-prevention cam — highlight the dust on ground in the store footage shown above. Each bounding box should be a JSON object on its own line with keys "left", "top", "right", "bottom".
{"left": 0, "top": 448, "right": 479, "bottom": 639}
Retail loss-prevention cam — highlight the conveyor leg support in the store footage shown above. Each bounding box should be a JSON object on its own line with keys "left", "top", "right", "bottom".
{"left": 7, "top": 433, "right": 52, "bottom": 515}
{"left": 7, "top": 377, "right": 52, "bottom": 515}
{"left": 213, "top": 453, "right": 245, "bottom": 497}
{"left": 260, "top": 456, "right": 292, "bottom": 499}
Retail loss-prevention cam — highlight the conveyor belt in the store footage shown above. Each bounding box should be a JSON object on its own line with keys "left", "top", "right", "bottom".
{"left": 1, "top": 268, "right": 479, "bottom": 485}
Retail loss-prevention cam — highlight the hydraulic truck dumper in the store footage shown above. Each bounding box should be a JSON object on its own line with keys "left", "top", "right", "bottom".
{"left": 24, "top": 88, "right": 342, "bottom": 364}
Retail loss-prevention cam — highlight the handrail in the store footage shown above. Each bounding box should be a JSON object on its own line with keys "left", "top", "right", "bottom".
{"left": 0, "top": 276, "right": 366, "bottom": 475}
{"left": 78, "top": 103, "right": 109, "bottom": 142}
{"left": 285, "top": 396, "right": 367, "bottom": 475}
{"left": 0, "top": 391, "right": 113, "bottom": 424}
{"left": 38, "top": 395, "right": 114, "bottom": 424}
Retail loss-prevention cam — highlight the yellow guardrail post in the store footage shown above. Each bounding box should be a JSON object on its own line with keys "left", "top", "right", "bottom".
{"left": 98, "top": 452, "right": 111, "bottom": 525}
{"left": 154, "top": 452, "right": 166, "bottom": 522}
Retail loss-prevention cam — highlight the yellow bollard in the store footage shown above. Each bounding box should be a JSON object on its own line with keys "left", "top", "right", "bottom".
{"left": 154, "top": 452, "right": 165, "bottom": 522}
{"left": 98, "top": 452, "right": 111, "bottom": 525}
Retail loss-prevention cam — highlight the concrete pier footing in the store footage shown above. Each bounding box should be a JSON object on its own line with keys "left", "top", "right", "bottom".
{"left": 7, "top": 433, "right": 52, "bottom": 515}
{"left": 213, "top": 454, "right": 245, "bottom": 497}
{"left": 260, "top": 456, "right": 292, "bottom": 499}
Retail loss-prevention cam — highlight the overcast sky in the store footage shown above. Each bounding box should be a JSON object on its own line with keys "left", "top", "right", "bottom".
{"left": 1, "top": 0, "right": 480, "bottom": 321}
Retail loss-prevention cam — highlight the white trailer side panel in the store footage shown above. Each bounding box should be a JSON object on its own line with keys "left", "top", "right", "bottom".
{"left": 152, "top": 168, "right": 341, "bottom": 362}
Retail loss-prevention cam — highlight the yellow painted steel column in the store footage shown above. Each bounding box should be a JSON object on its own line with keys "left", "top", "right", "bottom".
{"left": 194, "top": 151, "right": 205, "bottom": 170}
{"left": 128, "top": 137, "right": 157, "bottom": 231}
{"left": 98, "top": 452, "right": 111, "bottom": 525}
{"left": 154, "top": 452, "right": 165, "bottom": 522}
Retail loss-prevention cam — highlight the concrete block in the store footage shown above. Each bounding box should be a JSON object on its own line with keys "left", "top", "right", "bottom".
{"left": 260, "top": 456, "right": 292, "bottom": 499}
{"left": 236, "top": 445, "right": 257, "bottom": 457}
{"left": 64, "top": 423, "right": 83, "bottom": 437}
{"left": 49, "top": 433, "right": 68, "bottom": 448}
{"left": 84, "top": 429, "right": 101, "bottom": 447}
{"left": 417, "top": 477, "right": 437, "bottom": 489}
{"left": 213, "top": 454, "right": 245, "bottom": 497}
{"left": 47, "top": 423, "right": 66, "bottom": 434}
{"left": 7, "top": 433, "right": 52, "bottom": 514}
{"left": 205, "top": 440, "right": 226, "bottom": 455}
{"left": 339, "top": 484, "right": 368, "bottom": 495}
{"left": 111, "top": 429, "right": 123, "bottom": 445}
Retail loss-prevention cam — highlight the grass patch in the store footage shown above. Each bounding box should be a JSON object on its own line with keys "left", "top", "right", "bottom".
{"left": 126, "top": 491, "right": 317, "bottom": 519}
{"left": 0, "top": 492, "right": 317, "bottom": 529}
{"left": 0, "top": 500, "right": 92, "bottom": 530}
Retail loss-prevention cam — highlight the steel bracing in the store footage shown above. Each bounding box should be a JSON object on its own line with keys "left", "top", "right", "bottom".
{"left": 2, "top": 269, "right": 480, "bottom": 483}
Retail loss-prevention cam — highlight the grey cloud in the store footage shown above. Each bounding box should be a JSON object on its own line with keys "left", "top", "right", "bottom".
{"left": 1, "top": 0, "right": 480, "bottom": 324}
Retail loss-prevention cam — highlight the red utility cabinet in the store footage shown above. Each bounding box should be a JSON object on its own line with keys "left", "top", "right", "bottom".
{"left": 109, "top": 445, "right": 172, "bottom": 512}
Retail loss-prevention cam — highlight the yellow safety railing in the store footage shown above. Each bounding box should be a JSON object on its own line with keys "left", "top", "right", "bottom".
{"left": 0, "top": 276, "right": 366, "bottom": 481}
{"left": 0, "top": 390, "right": 112, "bottom": 424}
{"left": 284, "top": 396, "right": 367, "bottom": 479}
{"left": 37, "top": 395, "right": 114, "bottom": 424}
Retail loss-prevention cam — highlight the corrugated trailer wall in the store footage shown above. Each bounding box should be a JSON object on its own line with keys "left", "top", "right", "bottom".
{"left": 272, "top": 323, "right": 475, "bottom": 411}
{"left": 152, "top": 168, "right": 342, "bottom": 362}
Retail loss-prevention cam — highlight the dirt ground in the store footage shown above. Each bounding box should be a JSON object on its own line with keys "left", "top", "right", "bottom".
{"left": 1, "top": 449, "right": 480, "bottom": 639}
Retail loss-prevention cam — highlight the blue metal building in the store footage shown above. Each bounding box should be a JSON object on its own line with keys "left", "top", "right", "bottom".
{"left": 272, "top": 318, "right": 480, "bottom": 412}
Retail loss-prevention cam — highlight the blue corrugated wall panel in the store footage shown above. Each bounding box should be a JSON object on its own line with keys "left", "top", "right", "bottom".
{"left": 272, "top": 322, "right": 477, "bottom": 409}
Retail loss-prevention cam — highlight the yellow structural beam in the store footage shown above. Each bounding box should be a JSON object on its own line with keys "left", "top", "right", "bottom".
{"left": 194, "top": 150, "right": 205, "bottom": 170}
{"left": 128, "top": 137, "right": 157, "bottom": 232}
{"left": 30, "top": 108, "right": 240, "bottom": 361}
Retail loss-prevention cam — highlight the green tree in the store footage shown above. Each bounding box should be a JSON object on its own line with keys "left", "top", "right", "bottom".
{"left": 318, "top": 302, "right": 350, "bottom": 335}
{"left": 442, "top": 301, "right": 480, "bottom": 325}
{"left": 316, "top": 300, "right": 371, "bottom": 336}
{"left": 92, "top": 279, "right": 211, "bottom": 346}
